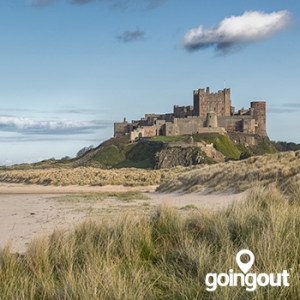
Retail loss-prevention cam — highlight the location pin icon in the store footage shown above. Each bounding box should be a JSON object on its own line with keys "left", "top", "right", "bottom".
{"left": 236, "top": 249, "right": 255, "bottom": 274}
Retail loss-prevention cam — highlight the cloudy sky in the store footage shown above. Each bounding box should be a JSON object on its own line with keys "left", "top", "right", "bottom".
{"left": 0, "top": 1, "right": 299, "bottom": 165}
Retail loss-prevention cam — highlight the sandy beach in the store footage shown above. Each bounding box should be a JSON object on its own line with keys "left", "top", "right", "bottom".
{"left": 0, "top": 183, "right": 247, "bottom": 253}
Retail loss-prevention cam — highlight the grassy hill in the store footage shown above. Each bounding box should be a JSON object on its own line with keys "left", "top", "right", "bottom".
{"left": 85, "top": 133, "right": 276, "bottom": 168}
{"left": 1, "top": 133, "right": 276, "bottom": 171}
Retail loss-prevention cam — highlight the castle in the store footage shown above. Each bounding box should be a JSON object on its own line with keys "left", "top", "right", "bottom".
{"left": 114, "top": 87, "right": 267, "bottom": 141}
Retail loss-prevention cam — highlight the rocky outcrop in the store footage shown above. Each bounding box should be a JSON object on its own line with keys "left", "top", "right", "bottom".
{"left": 154, "top": 147, "right": 214, "bottom": 169}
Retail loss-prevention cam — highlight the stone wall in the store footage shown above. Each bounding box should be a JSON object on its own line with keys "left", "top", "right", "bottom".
{"left": 173, "top": 105, "right": 193, "bottom": 118}
{"left": 172, "top": 117, "right": 206, "bottom": 135}
{"left": 130, "top": 125, "right": 158, "bottom": 141}
{"left": 227, "top": 132, "right": 262, "bottom": 147}
{"left": 114, "top": 121, "right": 128, "bottom": 137}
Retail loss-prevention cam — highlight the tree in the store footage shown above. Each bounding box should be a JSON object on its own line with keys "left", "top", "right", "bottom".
{"left": 61, "top": 156, "right": 71, "bottom": 161}
{"left": 76, "top": 145, "right": 94, "bottom": 158}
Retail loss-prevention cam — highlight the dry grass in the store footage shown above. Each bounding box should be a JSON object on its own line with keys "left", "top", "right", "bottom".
{"left": 0, "top": 186, "right": 299, "bottom": 299}
{"left": 0, "top": 151, "right": 300, "bottom": 197}
{"left": 2, "top": 151, "right": 300, "bottom": 195}
{"left": 158, "top": 150, "right": 300, "bottom": 194}
{"left": 0, "top": 166, "right": 199, "bottom": 187}
{"left": 52, "top": 191, "right": 151, "bottom": 203}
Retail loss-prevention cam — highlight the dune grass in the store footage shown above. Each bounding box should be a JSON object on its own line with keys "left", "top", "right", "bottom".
{"left": 0, "top": 166, "right": 195, "bottom": 187}
{"left": 1, "top": 151, "right": 300, "bottom": 196}
{"left": 0, "top": 186, "right": 299, "bottom": 299}
{"left": 158, "top": 150, "right": 300, "bottom": 194}
{"left": 53, "top": 191, "right": 150, "bottom": 203}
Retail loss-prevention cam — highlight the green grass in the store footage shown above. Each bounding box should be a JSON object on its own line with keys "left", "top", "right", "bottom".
{"left": 0, "top": 186, "right": 299, "bottom": 299}
{"left": 193, "top": 133, "right": 241, "bottom": 159}
{"left": 214, "top": 134, "right": 241, "bottom": 159}
{"left": 90, "top": 140, "right": 161, "bottom": 169}
{"left": 52, "top": 191, "right": 150, "bottom": 203}
{"left": 192, "top": 132, "right": 220, "bottom": 144}
{"left": 236, "top": 143, "right": 253, "bottom": 159}
{"left": 252, "top": 137, "right": 277, "bottom": 155}
{"left": 91, "top": 144, "right": 125, "bottom": 166}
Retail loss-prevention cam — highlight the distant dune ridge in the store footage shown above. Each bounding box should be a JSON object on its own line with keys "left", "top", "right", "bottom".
{"left": 158, "top": 150, "right": 300, "bottom": 195}
{"left": 1, "top": 151, "right": 300, "bottom": 197}
{"left": 0, "top": 166, "right": 192, "bottom": 187}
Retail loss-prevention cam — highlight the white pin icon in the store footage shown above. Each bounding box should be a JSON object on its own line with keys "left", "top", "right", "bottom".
{"left": 236, "top": 249, "right": 255, "bottom": 274}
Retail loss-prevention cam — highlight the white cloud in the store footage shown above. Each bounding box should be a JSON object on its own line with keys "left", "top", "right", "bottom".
{"left": 0, "top": 116, "right": 35, "bottom": 129}
{"left": 0, "top": 116, "right": 111, "bottom": 135}
{"left": 182, "top": 10, "right": 291, "bottom": 54}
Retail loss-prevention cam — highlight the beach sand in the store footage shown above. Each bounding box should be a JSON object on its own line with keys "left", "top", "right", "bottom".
{"left": 0, "top": 183, "right": 247, "bottom": 253}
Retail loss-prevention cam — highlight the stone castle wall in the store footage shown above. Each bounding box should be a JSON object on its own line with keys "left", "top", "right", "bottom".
{"left": 114, "top": 87, "right": 267, "bottom": 140}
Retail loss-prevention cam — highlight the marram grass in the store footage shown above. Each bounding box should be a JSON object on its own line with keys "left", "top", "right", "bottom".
{"left": 0, "top": 186, "right": 300, "bottom": 299}
{"left": 158, "top": 150, "right": 300, "bottom": 193}
{"left": 1, "top": 151, "right": 300, "bottom": 193}
{"left": 0, "top": 165, "right": 198, "bottom": 187}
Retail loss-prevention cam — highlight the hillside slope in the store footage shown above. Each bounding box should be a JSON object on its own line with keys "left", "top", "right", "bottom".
{"left": 1, "top": 133, "right": 276, "bottom": 170}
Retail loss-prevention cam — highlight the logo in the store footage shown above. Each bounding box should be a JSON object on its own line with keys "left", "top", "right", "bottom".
{"left": 205, "top": 249, "right": 290, "bottom": 292}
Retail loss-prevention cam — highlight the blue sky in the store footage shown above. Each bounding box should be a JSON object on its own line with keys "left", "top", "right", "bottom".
{"left": 1, "top": 0, "right": 299, "bottom": 165}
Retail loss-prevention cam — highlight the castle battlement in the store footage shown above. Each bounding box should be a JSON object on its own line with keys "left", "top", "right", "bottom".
{"left": 114, "top": 87, "right": 267, "bottom": 141}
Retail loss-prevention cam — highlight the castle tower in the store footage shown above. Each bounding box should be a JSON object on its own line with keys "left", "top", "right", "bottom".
{"left": 206, "top": 112, "right": 218, "bottom": 127}
{"left": 251, "top": 101, "right": 267, "bottom": 136}
{"left": 223, "top": 88, "right": 231, "bottom": 116}
{"left": 193, "top": 90, "right": 200, "bottom": 116}
{"left": 193, "top": 87, "right": 231, "bottom": 117}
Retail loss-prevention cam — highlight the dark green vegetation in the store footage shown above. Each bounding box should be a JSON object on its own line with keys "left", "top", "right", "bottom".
{"left": 1, "top": 133, "right": 276, "bottom": 170}
{"left": 0, "top": 187, "right": 299, "bottom": 299}
{"left": 193, "top": 133, "right": 276, "bottom": 160}
{"left": 272, "top": 140, "right": 300, "bottom": 152}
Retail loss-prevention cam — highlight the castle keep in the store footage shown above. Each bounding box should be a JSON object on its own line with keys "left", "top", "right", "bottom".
{"left": 114, "top": 87, "right": 267, "bottom": 140}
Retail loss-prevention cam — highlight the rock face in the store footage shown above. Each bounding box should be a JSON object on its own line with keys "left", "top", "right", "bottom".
{"left": 154, "top": 147, "right": 213, "bottom": 169}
